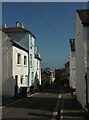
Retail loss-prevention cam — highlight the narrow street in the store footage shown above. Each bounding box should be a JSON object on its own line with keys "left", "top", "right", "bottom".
{"left": 2, "top": 83, "right": 61, "bottom": 120}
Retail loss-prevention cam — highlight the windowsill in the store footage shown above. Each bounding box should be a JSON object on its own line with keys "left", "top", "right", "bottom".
{"left": 17, "top": 64, "right": 22, "bottom": 67}
{"left": 24, "top": 65, "right": 28, "bottom": 67}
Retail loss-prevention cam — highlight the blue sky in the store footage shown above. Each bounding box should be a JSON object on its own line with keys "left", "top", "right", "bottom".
{"left": 2, "top": 2, "right": 87, "bottom": 71}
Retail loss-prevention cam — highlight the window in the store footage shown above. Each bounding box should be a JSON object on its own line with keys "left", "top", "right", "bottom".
{"left": 30, "top": 54, "right": 32, "bottom": 68}
{"left": 24, "top": 56, "right": 27, "bottom": 65}
{"left": 17, "top": 53, "right": 21, "bottom": 64}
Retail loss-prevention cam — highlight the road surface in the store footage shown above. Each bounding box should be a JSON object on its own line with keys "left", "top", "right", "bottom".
{"left": 2, "top": 83, "right": 61, "bottom": 120}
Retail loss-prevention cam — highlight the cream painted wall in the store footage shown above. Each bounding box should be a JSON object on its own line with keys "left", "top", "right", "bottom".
{"left": 2, "top": 32, "right": 28, "bottom": 97}
{"left": 13, "top": 46, "right": 28, "bottom": 91}
{"left": 69, "top": 50, "right": 76, "bottom": 89}
{"left": 34, "top": 57, "right": 41, "bottom": 88}
{"left": 75, "top": 12, "right": 86, "bottom": 108}
{"left": 84, "top": 26, "right": 89, "bottom": 105}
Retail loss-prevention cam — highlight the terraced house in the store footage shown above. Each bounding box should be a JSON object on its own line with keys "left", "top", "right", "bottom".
{"left": 2, "top": 22, "right": 41, "bottom": 96}
{"left": 2, "top": 31, "right": 28, "bottom": 97}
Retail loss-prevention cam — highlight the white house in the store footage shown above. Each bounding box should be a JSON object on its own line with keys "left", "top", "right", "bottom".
{"left": 34, "top": 51, "right": 41, "bottom": 91}
{"left": 2, "top": 31, "right": 28, "bottom": 97}
{"left": 3, "top": 22, "right": 36, "bottom": 92}
{"left": 75, "top": 9, "right": 89, "bottom": 109}
{"left": 69, "top": 39, "right": 76, "bottom": 95}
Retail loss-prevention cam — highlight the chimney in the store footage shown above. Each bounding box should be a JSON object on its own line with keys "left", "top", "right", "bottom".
{"left": 4, "top": 24, "right": 7, "bottom": 28}
{"left": 21, "top": 22, "right": 24, "bottom": 28}
{"left": 16, "top": 21, "right": 19, "bottom": 27}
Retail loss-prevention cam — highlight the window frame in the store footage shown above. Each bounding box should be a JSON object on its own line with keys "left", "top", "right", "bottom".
{"left": 17, "top": 53, "right": 21, "bottom": 65}
{"left": 24, "top": 56, "right": 27, "bottom": 65}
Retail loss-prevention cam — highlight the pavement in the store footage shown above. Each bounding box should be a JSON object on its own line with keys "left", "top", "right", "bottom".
{"left": 60, "top": 85, "right": 89, "bottom": 120}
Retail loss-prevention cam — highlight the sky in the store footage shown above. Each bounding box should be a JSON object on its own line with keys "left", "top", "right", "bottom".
{"left": 2, "top": 2, "right": 87, "bottom": 71}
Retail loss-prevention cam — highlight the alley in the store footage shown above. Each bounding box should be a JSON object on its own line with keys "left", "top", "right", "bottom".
{"left": 2, "top": 83, "right": 61, "bottom": 120}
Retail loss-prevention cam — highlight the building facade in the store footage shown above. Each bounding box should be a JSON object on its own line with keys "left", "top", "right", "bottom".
{"left": 3, "top": 22, "right": 36, "bottom": 92}
{"left": 69, "top": 39, "right": 76, "bottom": 92}
{"left": 2, "top": 32, "right": 28, "bottom": 97}
{"left": 34, "top": 52, "right": 41, "bottom": 91}
{"left": 75, "top": 9, "right": 89, "bottom": 109}
{"left": 41, "top": 68, "right": 53, "bottom": 87}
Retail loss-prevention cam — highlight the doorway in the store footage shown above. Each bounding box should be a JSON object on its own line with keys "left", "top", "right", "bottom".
{"left": 15, "top": 75, "right": 18, "bottom": 95}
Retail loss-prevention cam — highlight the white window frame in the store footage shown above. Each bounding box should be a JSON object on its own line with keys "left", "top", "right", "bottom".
{"left": 17, "top": 53, "right": 21, "bottom": 65}
{"left": 24, "top": 56, "right": 27, "bottom": 65}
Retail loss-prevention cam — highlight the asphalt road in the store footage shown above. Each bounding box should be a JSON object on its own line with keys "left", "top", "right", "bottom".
{"left": 2, "top": 83, "right": 61, "bottom": 120}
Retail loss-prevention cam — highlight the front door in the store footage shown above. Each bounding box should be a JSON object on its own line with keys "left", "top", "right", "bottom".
{"left": 15, "top": 75, "right": 18, "bottom": 95}
{"left": 85, "top": 73, "right": 88, "bottom": 107}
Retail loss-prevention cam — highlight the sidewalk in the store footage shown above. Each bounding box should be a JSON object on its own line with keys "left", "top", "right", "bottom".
{"left": 60, "top": 86, "right": 89, "bottom": 120}
{"left": 1, "top": 92, "right": 32, "bottom": 107}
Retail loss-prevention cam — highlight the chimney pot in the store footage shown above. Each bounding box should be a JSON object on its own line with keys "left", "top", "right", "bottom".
{"left": 21, "top": 22, "right": 24, "bottom": 28}
{"left": 4, "top": 24, "right": 7, "bottom": 28}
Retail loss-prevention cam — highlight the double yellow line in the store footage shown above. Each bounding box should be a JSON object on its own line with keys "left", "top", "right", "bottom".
{"left": 52, "top": 94, "right": 61, "bottom": 120}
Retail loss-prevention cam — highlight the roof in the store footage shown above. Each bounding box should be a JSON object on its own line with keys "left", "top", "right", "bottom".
{"left": 76, "top": 9, "right": 89, "bottom": 26}
{"left": 11, "top": 40, "right": 29, "bottom": 53}
{"left": 2, "top": 31, "right": 29, "bottom": 53}
{"left": 70, "top": 39, "right": 75, "bottom": 51}
{"left": 2, "top": 27, "right": 36, "bottom": 39}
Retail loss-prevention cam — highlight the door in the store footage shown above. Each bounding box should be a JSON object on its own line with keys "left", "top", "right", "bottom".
{"left": 85, "top": 73, "right": 88, "bottom": 107}
{"left": 15, "top": 75, "right": 18, "bottom": 95}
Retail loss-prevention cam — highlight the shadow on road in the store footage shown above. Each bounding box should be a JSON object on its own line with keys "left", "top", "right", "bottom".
{"left": 2, "top": 82, "right": 61, "bottom": 120}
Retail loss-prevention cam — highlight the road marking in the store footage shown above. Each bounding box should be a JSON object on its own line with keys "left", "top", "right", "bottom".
{"left": 27, "top": 93, "right": 39, "bottom": 97}
{"left": 0, "top": 93, "right": 38, "bottom": 109}
{"left": 52, "top": 94, "right": 61, "bottom": 120}
{"left": 60, "top": 116, "right": 84, "bottom": 119}
{"left": 61, "top": 109, "right": 85, "bottom": 113}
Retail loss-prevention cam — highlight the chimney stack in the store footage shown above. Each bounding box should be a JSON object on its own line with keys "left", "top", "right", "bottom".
{"left": 16, "top": 21, "right": 19, "bottom": 27}
{"left": 21, "top": 22, "right": 24, "bottom": 28}
{"left": 4, "top": 24, "right": 7, "bottom": 28}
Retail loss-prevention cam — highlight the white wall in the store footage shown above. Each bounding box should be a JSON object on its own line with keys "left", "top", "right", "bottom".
{"left": 84, "top": 26, "right": 89, "bottom": 105}
{"left": 2, "top": 32, "right": 15, "bottom": 97}
{"left": 13, "top": 46, "right": 28, "bottom": 92}
{"left": 69, "top": 50, "right": 76, "bottom": 89}
{"left": 87, "top": 27, "right": 89, "bottom": 105}
{"left": 75, "top": 12, "right": 86, "bottom": 108}
{"left": 34, "top": 57, "right": 41, "bottom": 88}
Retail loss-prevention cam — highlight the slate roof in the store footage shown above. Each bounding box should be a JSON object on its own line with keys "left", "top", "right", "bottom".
{"left": 70, "top": 39, "right": 75, "bottom": 51}
{"left": 2, "top": 27, "right": 36, "bottom": 39}
{"left": 2, "top": 31, "right": 29, "bottom": 53}
{"left": 11, "top": 40, "right": 29, "bottom": 53}
{"left": 76, "top": 9, "right": 89, "bottom": 26}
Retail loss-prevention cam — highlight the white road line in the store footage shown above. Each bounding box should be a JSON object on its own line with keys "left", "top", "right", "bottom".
{"left": 0, "top": 93, "right": 38, "bottom": 109}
